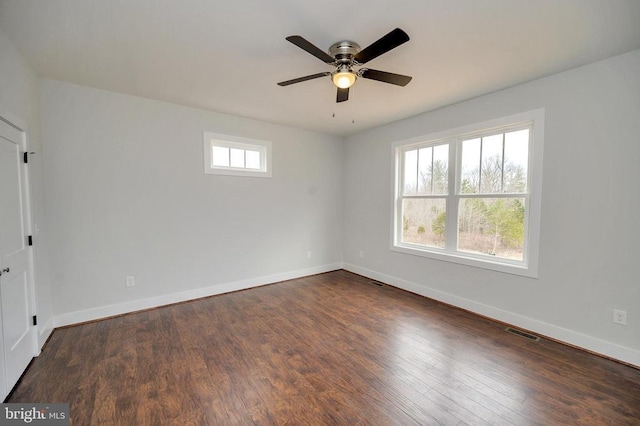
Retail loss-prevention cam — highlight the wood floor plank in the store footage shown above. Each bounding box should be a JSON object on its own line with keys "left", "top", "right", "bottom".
{"left": 7, "top": 270, "right": 640, "bottom": 425}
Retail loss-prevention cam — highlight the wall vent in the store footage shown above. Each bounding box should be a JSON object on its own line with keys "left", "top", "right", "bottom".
{"left": 505, "top": 327, "right": 540, "bottom": 341}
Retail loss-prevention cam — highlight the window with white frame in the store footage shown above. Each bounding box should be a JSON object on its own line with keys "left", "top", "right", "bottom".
{"left": 392, "top": 109, "right": 544, "bottom": 277}
{"left": 203, "top": 132, "right": 272, "bottom": 177}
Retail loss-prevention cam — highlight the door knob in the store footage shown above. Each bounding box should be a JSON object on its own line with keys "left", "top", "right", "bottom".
{"left": 1, "top": 268, "right": 9, "bottom": 273}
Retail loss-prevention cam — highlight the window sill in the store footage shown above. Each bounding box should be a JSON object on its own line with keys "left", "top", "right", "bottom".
{"left": 205, "top": 167, "right": 272, "bottom": 178}
{"left": 391, "top": 243, "right": 538, "bottom": 278}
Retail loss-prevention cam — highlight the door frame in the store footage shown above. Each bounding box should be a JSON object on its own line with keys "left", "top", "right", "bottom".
{"left": 0, "top": 105, "right": 39, "bottom": 399}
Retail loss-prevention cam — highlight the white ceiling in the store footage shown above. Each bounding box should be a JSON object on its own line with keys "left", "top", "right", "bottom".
{"left": 1, "top": 0, "right": 639, "bottom": 136}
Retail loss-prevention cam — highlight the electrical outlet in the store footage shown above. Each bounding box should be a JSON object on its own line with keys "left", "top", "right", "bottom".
{"left": 306, "top": 251, "right": 312, "bottom": 259}
{"left": 613, "top": 309, "right": 627, "bottom": 325}
{"left": 125, "top": 276, "right": 135, "bottom": 287}
{"left": 359, "top": 251, "right": 364, "bottom": 258}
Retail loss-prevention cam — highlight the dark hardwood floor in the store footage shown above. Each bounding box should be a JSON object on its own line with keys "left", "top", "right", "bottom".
{"left": 8, "top": 270, "right": 640, "bottom": 425}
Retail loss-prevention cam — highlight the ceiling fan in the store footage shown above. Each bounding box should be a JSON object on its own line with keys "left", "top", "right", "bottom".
{"left": 277, "top": 28, "right": 412, "bottom": 103}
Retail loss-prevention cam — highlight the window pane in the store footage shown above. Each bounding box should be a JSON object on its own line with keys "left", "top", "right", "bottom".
{"left": 504, "top": 129, "right": 529, "bottom": 193}
{"left": 245, "top": 150, "right": 261, "bottom": 169}
{"left": 432, "top": 144, "right": 449, "bottom": 194}
{"left": 461, "top": 138, "right": 480, "bottom": 193}
{"left": 480, "top": 134, "right": 504, "bottom": 193}
{"left": 230, "top": 148, "right": 245, "bottom": 168}
{"left": 417, "top": 147, "right": 432, "bottom": 194}
{"left": 212, "top": 146, "right": 229, "bottom": 167}
{"left": 401, "top": 198, "right": 446, "bottom": 248}
{"left": 458, "top": 197, "right": 525, "bottom": 260}
{"left": 404, "top": 150, "right": 418, "bottom": 194}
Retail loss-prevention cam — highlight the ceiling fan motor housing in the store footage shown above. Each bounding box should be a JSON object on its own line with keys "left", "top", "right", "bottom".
{"left": 329, "top": 41, "right": 361, "bottom": 64}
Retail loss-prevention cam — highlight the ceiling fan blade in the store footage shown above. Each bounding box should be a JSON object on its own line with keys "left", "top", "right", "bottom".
{"left": 337, "top": 87, "right": 349, "bottom": 103}
{"left": 361, "top": 69, "right": 412, "bottom": 86}
{"left": 277, "top": 72, "right": 331, "bottom": 86}
{"left": 354, "top": 28, "right": 410, "bottom": 65}
{"left": 286, "top": 35, "right": 335, "bottom": 64}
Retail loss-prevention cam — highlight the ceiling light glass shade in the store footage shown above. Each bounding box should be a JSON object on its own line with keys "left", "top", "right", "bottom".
{"left": 332, "top": 70, "right": 357, "bottom": 89}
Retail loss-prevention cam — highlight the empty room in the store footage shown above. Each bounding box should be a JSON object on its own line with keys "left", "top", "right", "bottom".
{"left": 1, "top": 0, "right": 639, "bottom": 424}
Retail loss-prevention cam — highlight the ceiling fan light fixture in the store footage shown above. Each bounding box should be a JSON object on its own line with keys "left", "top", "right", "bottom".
{"left": 332, "top": 69, "right": 357, "bottom": 89}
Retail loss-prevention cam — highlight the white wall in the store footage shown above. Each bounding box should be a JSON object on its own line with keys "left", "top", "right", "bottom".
{"left": 0, "top": 28, "right": 54, "bottom": 348}
{"left": 40, "top": 79, "right": 344, "bottom": 324}
{"left": 343, "top": 49, "right": 640, "bottom": 366}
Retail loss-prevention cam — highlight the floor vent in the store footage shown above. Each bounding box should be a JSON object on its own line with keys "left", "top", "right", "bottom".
{"left": 370, "top": 281, "right": 384, "bottom": 287}
{"left": 505, "top": 327, "right": 540, "bottom": 341}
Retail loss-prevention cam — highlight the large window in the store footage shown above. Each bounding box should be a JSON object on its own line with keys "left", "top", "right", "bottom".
{"left": 203, "top": 132, "right": 272, "bottom": 177}
{"left": 393, "top": 110, "right": 544, "bottom": 277}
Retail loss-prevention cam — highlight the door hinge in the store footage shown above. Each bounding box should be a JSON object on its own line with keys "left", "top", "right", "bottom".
{"left": 28, "top": 235, "right": 33, "bottom": 246}
{"left": 23, "top": 151, "right": 35, "bottom": 164}
{"left": 32, "top": 315, "right": 37, "bottom": 326}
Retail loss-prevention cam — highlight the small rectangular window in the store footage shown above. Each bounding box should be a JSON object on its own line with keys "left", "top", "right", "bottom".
{"left": 203, "top": 132, "right": 272, "bottom": 177}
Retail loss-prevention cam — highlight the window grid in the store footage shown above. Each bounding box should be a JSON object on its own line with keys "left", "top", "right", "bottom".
{"left": 212, "top": 145, "right": 265, "bottom": 172}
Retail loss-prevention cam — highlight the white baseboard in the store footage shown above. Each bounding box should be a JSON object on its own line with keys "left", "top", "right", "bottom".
{"left": 37, "top": 316, "right": 55, "bottom": 353}
{"left": 54, "top": 263, "right": 343, "bottom": 328}
{"left": 343, "top": 262, "right": 640, "bottom": 368}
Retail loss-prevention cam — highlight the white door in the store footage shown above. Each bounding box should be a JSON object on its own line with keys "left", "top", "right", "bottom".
{"left": 0, "top": 117, "right": 36, "bottom": 399}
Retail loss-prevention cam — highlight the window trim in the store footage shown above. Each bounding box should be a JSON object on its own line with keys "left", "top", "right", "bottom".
{"left": 391, "top": 109, "right": 544, "bottom": 278}
{"left": 203, "top": 132, "right": 272, "bottom": 177}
